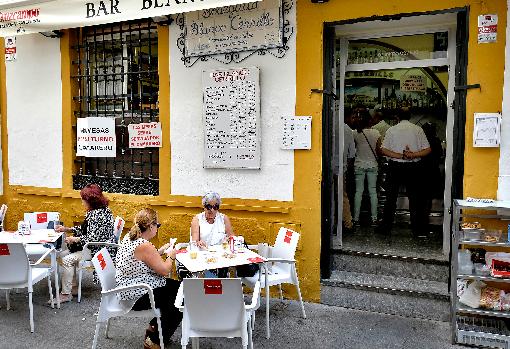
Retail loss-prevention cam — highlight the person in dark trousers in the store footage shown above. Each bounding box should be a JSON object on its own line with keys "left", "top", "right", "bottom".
{"left": 115, "top": 208, "right": 182, "bottom": 349}
{"left": 377, "top": 107, "right": 431, "bottom": 237}
{"left": 421, "top": 122, "right": 444, "bottom": 219}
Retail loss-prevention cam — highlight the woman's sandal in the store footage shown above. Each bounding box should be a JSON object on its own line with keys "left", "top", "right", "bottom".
{"left": 47, "top": 294, "right": 72, "bottom": 304}
{"left": 143, "top": 325, "right": 161, "bottom": 349}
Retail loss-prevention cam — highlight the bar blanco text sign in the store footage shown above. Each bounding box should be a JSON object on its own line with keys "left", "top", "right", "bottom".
{"left": 184, "top": 0, "right": 282, "bottom": 57}
{"left": 202, "top": 67, "right": 260, "bottom": 169}
{"left": 281, "top": 116, "right": 311, "bottom": 150}
{"left": 128, "top": 122, "right": 162, "bottom": 148}
{"left": 76, "top": 117, "right": 116, "bottom": 157}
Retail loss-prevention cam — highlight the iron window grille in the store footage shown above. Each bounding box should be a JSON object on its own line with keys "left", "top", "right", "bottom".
{"left": 71, "top": 19, "right": 159, "bottom": 195}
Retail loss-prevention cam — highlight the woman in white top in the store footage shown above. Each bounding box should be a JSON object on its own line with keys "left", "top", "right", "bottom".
{"left": 189, "top": 192, "right": 233, "bottom": 278}
{"left": 115, "top": 208, "right": 182, "bottom": 349}
{"left": 352, "top": 107, "right": 382, "bottom": 226}
{"left": 191, "top": 192, "right": 233, "bottom": 249}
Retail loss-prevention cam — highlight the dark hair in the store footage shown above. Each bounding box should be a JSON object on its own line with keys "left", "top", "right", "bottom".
{"left": 80, "top": 184, "right": 109, "bottom": 210}
{"left": 399, "top": 107, "right": 412, "bottom": 121}
{"left": 352, "top": 105, "right": 371, "bottom": 132}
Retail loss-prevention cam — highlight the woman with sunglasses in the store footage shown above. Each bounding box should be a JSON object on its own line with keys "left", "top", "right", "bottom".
{"left": 115, "top": 208, "right": 182, "bottom": 349}
{"left": 191, "top": 191, "right": 233, "bottom": 250}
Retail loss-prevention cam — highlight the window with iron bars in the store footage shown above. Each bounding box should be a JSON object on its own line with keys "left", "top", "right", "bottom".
{"left": 72, "top": 19, "right": 159, "bottom": 195}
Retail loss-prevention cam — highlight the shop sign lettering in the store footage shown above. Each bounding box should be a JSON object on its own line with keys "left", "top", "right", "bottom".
{"left": 76, "top": 117, "right": 116, "bottom": 157}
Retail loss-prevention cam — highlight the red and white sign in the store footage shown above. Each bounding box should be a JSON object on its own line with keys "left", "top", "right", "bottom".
{"left": 4, "top": 36, "right": 16, "bottom": 61}
{"left": 204, "top": 280, "right": 223, "bottom": 294}
{"left": 36, "top": 212, "right": 48, "bottom": 223}
{"left": 478, "top": 14, "right": 498, "bottom": 43}
{"left": 128, "top": 122, "right": 162, "bottom": 149}
{"left": 0, "top": 244, "right": 10, "bottom": 256}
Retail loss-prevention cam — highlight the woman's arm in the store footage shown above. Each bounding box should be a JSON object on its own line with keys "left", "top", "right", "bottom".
{"left": 224, "top": 215, "right": 233, "bottom": 237}
{"left": 190, "top": 216, "right": 200, "bottom": 243}
{"left": 134, "top": 242, "right": 176, "bottom": 277}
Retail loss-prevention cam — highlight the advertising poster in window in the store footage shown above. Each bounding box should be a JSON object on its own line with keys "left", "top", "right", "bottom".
{"left": 184, "top": 0, "right": 283, "bottom": 57}
{"left": 128, "top": 122, "right": 162, "bottom": 148}
{"left": 76, "top": 117, "right": 116, "bottom": 157}
{"left": 202, "top": 67, "right": 260, "bottom": 169}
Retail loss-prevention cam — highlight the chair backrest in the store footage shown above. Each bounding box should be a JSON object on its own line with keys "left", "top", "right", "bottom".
{"left": 91, "top": 247, "right": 116, "bottom": 292}
{"left": 23, "top": 212, "right": 60, "bottom": 230}
{"left": 0, "top": 243, "right": 29, "bottom": 286}
{"left": 183, "top": 278, "right": 245, "bottom": 332}
{"left": 272, "top": 227, "right": 300, "bottom": 260}
{"left": 0, "top": 204, "right": 7, "bottom": 222}
{"left": 113, "top": 216, "right": 125, "bottom": 243}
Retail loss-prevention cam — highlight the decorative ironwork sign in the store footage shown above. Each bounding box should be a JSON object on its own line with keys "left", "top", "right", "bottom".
{"left": 176, "top": 0, "right": 293, "bottom": 67}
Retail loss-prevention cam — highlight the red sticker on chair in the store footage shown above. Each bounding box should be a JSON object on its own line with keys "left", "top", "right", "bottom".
{"left": 204, "top": 280, "right": 222, "bottom": 295}
{"left": 97, "top": 253, "right": 107, "bottom": 270}
{"left": 176, "top": 249, "right": 188, "bottom": 254}
{"left": 36, "top": 213, "right": 48, "bottom": 223}
{"left": 283, "top": 230, "right": 293, "bottom": 244}
{"left": 248, "top": 257, "right": 264, "bottom": 263}
{"left": 0, "top": 244, "right": 10, "bottom": 256}
{"left": 116, "top": 220, "right": 122, "bottom": 231}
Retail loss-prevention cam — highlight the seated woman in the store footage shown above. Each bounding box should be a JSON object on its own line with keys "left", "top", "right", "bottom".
{"left": 115, "top": 208, "right": 182, "bottom": 349}
{"left": 191, "top": 191, "right": 233, "bottom": 249}
{"left": 55, "top": 183, "right": 116, "bottom": 303}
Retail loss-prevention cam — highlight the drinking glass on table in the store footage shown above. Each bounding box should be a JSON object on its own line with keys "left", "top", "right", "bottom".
{"left": 190, "top": 241, "right": 198, "bottom": 259}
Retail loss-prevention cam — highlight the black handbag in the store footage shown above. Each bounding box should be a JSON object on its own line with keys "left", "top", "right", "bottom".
{"left": 67, "top": 219, "right": 86, "bottom": 253}
{"left": 235, "top": 241, "right": 260, "bottom": 277}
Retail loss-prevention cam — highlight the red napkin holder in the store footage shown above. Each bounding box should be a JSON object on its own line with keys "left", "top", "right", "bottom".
{"left": 491, "top": 259, "right": 510, "bottom": 278}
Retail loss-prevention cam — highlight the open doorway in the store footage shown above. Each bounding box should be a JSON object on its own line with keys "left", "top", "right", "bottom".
{"left": 329, "top": 14, "right": 459, "bottom": 261}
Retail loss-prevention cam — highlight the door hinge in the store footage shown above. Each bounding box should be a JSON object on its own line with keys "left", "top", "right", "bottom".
{"left": 311, "top": 88, "right": 339, "bottom": 100}
{"left": 454, "top": 84, "right": 481, "bottom": 92}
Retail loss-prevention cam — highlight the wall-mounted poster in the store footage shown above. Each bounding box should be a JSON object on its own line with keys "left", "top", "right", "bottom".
{"left": 400, "top": 74, "right": 426, "bottom": 92}
{"left": 128, "top": 122, "right": 162, "bottom": 148}
{"left": 76, "top": 117, "right": 116, "bottom": 157}
{"left": 281, "top": 116, "right": 312, "bottom": 150}
{"left": 473, "top": 113, "right": 501, "bottom": 147}
{"left": 184, "top": 0, "right": 283, "bottom": 57}
{"left": 478, "top": 14, "right": 498, "bottom": 44}
{"left": 202, "top": 67, "right": 260, "bottom": 169}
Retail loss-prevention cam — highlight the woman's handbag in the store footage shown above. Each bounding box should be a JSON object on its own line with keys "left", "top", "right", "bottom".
{"left": 235, "top": 241, "right": 260, "bottom": 277}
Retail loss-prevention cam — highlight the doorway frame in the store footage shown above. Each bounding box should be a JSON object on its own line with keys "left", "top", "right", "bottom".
{"left": 321, "top": 9, "right": 468, "bottom": 279}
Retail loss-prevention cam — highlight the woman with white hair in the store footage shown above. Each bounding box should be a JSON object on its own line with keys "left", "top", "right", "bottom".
{"left": 191, "top": 191, "right": 233, "bottom": 249}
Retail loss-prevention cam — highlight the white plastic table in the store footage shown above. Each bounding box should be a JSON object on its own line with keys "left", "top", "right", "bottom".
{"left": 0, "top": 229, "right": 63, "bottom": 307}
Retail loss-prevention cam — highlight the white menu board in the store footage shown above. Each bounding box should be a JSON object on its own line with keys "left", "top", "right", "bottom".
{"left": 203, "top": 67, "right": 260, "bottom": 169}
{"left": 281, "top": 116, "right": 312, "bottom": 150}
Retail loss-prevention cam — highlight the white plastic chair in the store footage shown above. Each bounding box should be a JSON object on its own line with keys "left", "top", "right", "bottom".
{"left": 0, "top": 204, "right": 7, "bottom": 231}
{"left": 0, "top": 243, "right": 55, "bottom": 332}
{"left": 77, "top": 216, "right": 124, "bottom": 302}
{"left": 175, "top": 278, "right": 260, "bottom": 349}
{"left": 242, "top": 227, "right": 306, "bottom": 339}
{"left": 91, "top": 247, "right": 164, "bottom": 349}
{"left": 23, "top": 211, "right": 62, "bottom": 308}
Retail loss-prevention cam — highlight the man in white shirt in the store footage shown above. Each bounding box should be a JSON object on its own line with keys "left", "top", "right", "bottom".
{"left": 342, "top": 122, "right": 356, "bottom": 229}
{"left": 377, "top": 107, "right": 431, "bottom": 237}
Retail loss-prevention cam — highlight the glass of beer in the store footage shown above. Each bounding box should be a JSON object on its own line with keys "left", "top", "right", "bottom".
{"left": 190, "top": 241, "right": 198, "bottom": 259}
{"left": 222, "top": 235, "right": 229, "bottom": 251}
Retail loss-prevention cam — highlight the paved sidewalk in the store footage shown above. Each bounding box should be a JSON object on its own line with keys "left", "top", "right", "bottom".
{"left": 0, "top": 275, "right": 463, "bottom": 349}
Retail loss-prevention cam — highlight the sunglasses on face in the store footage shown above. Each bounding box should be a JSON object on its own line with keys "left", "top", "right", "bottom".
{"left": 204, "top": 203, "right": 220, "bottom": 211}
{"left": 152, "top": 222, "right": 161, "bottom": 228}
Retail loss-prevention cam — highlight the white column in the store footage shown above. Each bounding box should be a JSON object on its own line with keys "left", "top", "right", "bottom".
{"left": 497, "top": 0, "right": 510, "bottom": 200}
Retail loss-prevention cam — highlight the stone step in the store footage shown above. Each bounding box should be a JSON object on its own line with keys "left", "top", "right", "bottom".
{"left": 321, "top": 270, "right": 450, "bottom": 321}
{"left": 331, "top": 249, "right": 450, "bottom": 283}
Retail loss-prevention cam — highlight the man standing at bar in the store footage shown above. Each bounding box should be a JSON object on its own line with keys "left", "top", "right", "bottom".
{"left": 376, "top": 107, "right": 431, "bottom": 237}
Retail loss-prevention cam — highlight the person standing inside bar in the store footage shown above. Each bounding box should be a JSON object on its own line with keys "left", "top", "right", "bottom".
{"left": 377, "top": 107, "right": 431, "bottom": 237}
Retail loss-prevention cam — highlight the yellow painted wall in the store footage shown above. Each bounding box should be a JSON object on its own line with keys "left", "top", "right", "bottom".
{"left": 0, "top": 0, "right": 506, "bottom": 303}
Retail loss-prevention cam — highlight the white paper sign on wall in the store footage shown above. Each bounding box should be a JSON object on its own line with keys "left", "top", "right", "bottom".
{"left": 473, "top": 113, "right": 501, "bottom": 147}
{"left": 76, "top": 117, "right": 116, "bottom": 157}
{"left": 281, "top": 116, "right": 312, "bottom": 150}
{"left": 478, "top": 14, "right": 498, "bottom": 43}
{"left": 5, "top": 36, "right": 16, "bottom": 62}
{"left": 202, "top": 67, "right": 261, "bottom": 169}
{"left": 128, "top": 122, "right": 162, "bottom": 148}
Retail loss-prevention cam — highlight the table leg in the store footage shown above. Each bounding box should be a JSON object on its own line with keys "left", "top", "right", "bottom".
{"left": 265, "top": 263, "right": 270, "bottom": 339}
{"left": 52, "top": 250, "right": 60, "bottom": 309}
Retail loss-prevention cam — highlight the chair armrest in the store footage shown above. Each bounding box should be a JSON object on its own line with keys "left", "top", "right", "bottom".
{"left": 245, "top": 281, "right": 260, "bottom": 311}
{"left": 83, "top": 242, "right": 120, "bottom": 250}
{"left": 266, "top": 258, "right": 295, "bottom": 264}
{"left": 246, "top": 244, "right": 258, "bottom": 250}
{"left": 174, "top": 283, "right": 184, "bottom": 310}
{"left": 102, "top": 283, "right": 158, "bottom": 311}
{"left": 30, "top": 246, "right": 55, "bottom": 266}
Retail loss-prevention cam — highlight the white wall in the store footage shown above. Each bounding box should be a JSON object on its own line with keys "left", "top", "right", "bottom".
{"left": 170, "top": 7, "right": 296, "bottom": 201}
{"left": 6, "top": 34, "right": 62, "bottom": 188}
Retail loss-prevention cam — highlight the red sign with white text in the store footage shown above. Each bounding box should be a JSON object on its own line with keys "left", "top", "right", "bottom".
{"left": 0, "top": 244, "right": 10, "bottom": 256}
{"left": 204, "top": 280, "right": 222, "bottom": 295}
{"left": 37, "top": 212, "right": 48, "bottom": 223}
